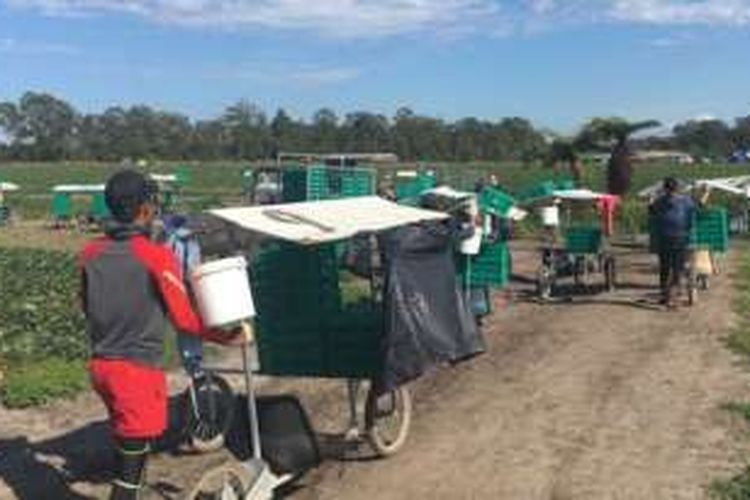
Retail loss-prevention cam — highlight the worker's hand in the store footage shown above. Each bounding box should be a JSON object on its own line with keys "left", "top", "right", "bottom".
{"left": 222, "top": 322, "right": 254, "bottom": 346}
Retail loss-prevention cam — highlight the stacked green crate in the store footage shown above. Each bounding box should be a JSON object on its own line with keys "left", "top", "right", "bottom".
{"left": 306, "top": 165, "right": 330, "bottom": 200}
{"left": 565, "top": 226, "right": 602, "bottom": 254}
{"left": 308, "top": 166, "right": 376, "bottom": 201}
{"left": 90, "top": 193, "right": 110, "bottom": 220}
{"left": 691, "top": 208, "right": 729, "bottom": 253}
{"left": 281, "top": 168, "right": 308, "bottom": 202}
{"left": 251, "top": 242, "right": 340, "bottom": 377}
{"left": 340, "top": 169, "right": 376, "bottom": 198}
{"left": 459, "top": 239, "right": 511, "bottom": 288}
{"left": 395, "top": 172, "right": 436, "bottom": 203}
{"left": 52, "top": 193, "right": 72, "bottom": 220}
{"left": 326, "top": 299, "right": 382, "bottom": 379}
{"left": 251, "top": 242, "right": 382, "bottom": 379}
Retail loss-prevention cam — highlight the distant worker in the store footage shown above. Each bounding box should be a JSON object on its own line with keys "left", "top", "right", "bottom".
{"left": 649, "top": 177, "right": 696, "bottom": 307}
{"left": 79, "top": 170, "right": 246, "bottom": 500}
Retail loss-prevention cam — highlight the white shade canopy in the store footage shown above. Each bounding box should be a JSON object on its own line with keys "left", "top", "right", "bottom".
{"left": 149, "top": 173, "right": 178, "bottom": 183}
{"left": 209, "top": 196, "right": 449, "bottom": 245}
{"left": 0, "top": 182, "right": 19, "bottom": 192}
{"left": 52, "top": 184, "right": 106, "bottom": 194}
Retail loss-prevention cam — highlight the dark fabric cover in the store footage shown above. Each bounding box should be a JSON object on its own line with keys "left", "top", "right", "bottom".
{"left": 184, "top": 213, "right": 263, "bottom": 258}
{"left": 378, "top": 220, "right": 485, "bottom": 392}
{"left": 228, "top": 395, "right": 321, "bottom": 476}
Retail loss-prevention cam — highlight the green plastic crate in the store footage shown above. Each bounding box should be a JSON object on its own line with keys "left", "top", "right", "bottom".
{"left": 90, "top": 193, "right": 110, "bottom": 219}
{"left": 478, "top": 187, "right": 515, "bottom": 218}
{"left": 251, "top": 243, "right": 382, "bottom": 379}
{"left": 52, "top": 193, "right": 72, "bottom": 219}
{"left": 690, "top": 208, "right": 729, "bottom": 253}
{"left": 460, "top": 240, "right": 510, "bottom": 288}
{"left": 518, "top": 178, "right": 575, "bottom": 203}
{"left": 565, "top": 226, "right": 603, "bottom": 254}
{"left": 395, "top": 172, "right": 436, "bottom": 202}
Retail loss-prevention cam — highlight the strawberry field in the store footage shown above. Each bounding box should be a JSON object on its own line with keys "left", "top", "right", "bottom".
{"left": 0, "top": 247, "right": 88, "bottom": 407}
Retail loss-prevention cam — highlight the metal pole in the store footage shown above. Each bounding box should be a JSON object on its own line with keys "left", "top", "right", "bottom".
{"left": 241, "top": 332, "right": 263, "bottom": 461}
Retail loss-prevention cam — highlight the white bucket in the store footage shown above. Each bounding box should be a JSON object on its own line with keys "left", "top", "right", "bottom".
{"left": 460, "top": 231, "right": 482, "bottom": 255}
{"left": 460, "top": 199, "right": 482, "bottom": 255}
{"left": 191, "top": 256, "right": 256, "bottom": 329}
{"left": 539, "top": 206, "right": 560, "bottom": 227}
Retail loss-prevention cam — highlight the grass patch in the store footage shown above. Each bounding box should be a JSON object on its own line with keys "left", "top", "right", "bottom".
{"left": 709, "top": 468, "right": 750, "bottom": 500}
{"left": 712, "top": 243, "right": 750, "bottom": 498}
{"left": 0, "top": 358, "right": 88, "bottom": 408}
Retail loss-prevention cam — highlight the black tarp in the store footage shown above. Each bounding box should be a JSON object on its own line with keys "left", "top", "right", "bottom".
{"left": 378, "top": 219, "right": 485, "bottom": 392}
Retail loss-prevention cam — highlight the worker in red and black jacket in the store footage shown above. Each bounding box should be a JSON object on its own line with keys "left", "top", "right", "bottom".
{"left": 80, "top": 170, "right": 245, "bottom": 500}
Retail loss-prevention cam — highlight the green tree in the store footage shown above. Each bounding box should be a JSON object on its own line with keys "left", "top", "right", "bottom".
{"left": 221, "top": 100, "right": 270, "bottom": 159}
{"left": 311, "top": 108, "right": 340, "bottom": 153}
{"left": 673, "top": 119, "right": 731, "bottom": 160}
{"left": 0, "top": 92, "right": 78, "bottom": 160}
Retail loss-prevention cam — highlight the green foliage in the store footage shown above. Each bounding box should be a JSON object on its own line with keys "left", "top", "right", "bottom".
{"left": 727, "top": 248, "right": 750, "bottom": 358}
{"left": 1, "top": 358, "right": 88, "bottom": 408}
{"left": 616, "top": 198, "right": 649, "bottom": 236}
{"left": 0, "top": 247, "right": 86, "bottom": 363}
{"left": 710, "top": 245, "right": 750, "bottom": 498}
{"left": 709, "top": 467, "right": 750, "bottom": 500}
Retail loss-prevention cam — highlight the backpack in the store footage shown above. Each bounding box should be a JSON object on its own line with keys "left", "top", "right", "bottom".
{"left": 162, "top": 215, "right": 205, "bottom": 371}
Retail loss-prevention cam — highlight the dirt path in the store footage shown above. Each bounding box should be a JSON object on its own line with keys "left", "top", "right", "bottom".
{"left": 1, "top": 245, "right": 749, "bottom": 499}
{"left": 294, "top": 247, "right": 750, "bottom": 500}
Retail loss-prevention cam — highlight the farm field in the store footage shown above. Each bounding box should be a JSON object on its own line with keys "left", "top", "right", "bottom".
{"left": 2, "top": 161, "right": 750, "bottom": 219}
{"left": 3, "top": 162, "right": 750, "bottom": 498}
{"left": 2, "top": 243, "right": 750, "bottom": 498}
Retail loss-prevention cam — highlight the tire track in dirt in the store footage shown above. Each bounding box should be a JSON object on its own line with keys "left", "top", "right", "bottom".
{"left": 295, "top": 249, "right": 750, "bottom": 500}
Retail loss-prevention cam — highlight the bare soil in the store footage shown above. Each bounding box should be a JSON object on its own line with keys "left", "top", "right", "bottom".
{"left": 1, "top": 243, "right": 749, "bottom": 500}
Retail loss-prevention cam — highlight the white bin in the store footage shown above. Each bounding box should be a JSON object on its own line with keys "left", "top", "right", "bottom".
{"left": 539, "top": 205, "right": 560, "bottom": 227}
{"left": 191, "top": 256, "right": 256, "bottom": 329}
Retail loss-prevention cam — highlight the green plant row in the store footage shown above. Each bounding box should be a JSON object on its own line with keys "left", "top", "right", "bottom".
{"left": 0, "top": 247, "right": 89, "bottom": 407}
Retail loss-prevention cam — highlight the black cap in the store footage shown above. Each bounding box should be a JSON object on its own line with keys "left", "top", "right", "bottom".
{"left": 105, "top": 170, "right": 158, "bottom": 223}
{"left": 663, "top": 177, "right": 679, "bottom": 193}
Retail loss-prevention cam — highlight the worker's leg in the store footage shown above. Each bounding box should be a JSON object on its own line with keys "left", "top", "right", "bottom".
{"left": 672, "top": 245, "right": 687, "bottom": 288}
{"left": 110, "top": 438, "right": 150, "bottom": 500}
{"left": 658, "top": 248, "right": 671, "bottom": 302}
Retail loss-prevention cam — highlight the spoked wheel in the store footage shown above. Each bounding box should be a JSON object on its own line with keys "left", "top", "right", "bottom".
{"left": 604, "top": 255, "right": 617, "bottom": 292}
{"left": 698, "top": 274, "right": 710, "bottom": 291}
{"left": 365, "top": 385, "right": 412, "bottom": 457}
{"left": 686, "top": 269, "right": 697, "bottom": 307}
{"left": 183, "top": 372, "right": 236, "bottom": 453}
{"left": 186, "top": 461, "right": 250, "bottom": 500}
{"left": 537, "top": 266, "right": 553, "bottom": 301}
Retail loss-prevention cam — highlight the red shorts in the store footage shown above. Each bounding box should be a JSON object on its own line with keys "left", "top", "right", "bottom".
{"left": 89, "top": 358, "right": 167, "bottom": 439}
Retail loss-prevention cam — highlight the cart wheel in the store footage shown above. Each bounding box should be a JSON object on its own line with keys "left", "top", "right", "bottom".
{"left": 686, "top": 271, "right": 697, "bottom": 307}
{"left": 183, "top": 373, "right": 235, "bottom": 453}
{"left": 185, "top": 461, "right": 250, "bottom": 500}
{"left": 365, "top": 385, "right": 412, "bottom": 457}
{"left": 537, "top": 266, "right": 553, "bottom": 301}
{"left": 604, "top": 256, "right": 616, "bottom": 292}
{"left": 573, "top": 256, "right": 585, "bottom": 286}
{"left": 698, "top": 274, "right": 710, "bottom": 291}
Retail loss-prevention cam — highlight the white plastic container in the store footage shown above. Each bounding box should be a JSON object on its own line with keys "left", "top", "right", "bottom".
{"left": 192, "top": 256, "right": 256, "bottom": 329}
{"left": 539, "top": 205, "right": 560, "bottom": 227}
{"left": 460, "top": 199, "right": 482, "bottom": 255}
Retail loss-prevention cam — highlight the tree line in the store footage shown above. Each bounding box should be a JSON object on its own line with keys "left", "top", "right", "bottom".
{"left": 0, "top": 92, "right": 546, "bottom": 163}
{"left": 0, "top": 91, "right": 748, "bottom": 165}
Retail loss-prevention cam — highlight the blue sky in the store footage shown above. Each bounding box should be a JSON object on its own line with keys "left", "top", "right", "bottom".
{"left": 1, "top": 0, "right": 749, "bottom": 133}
